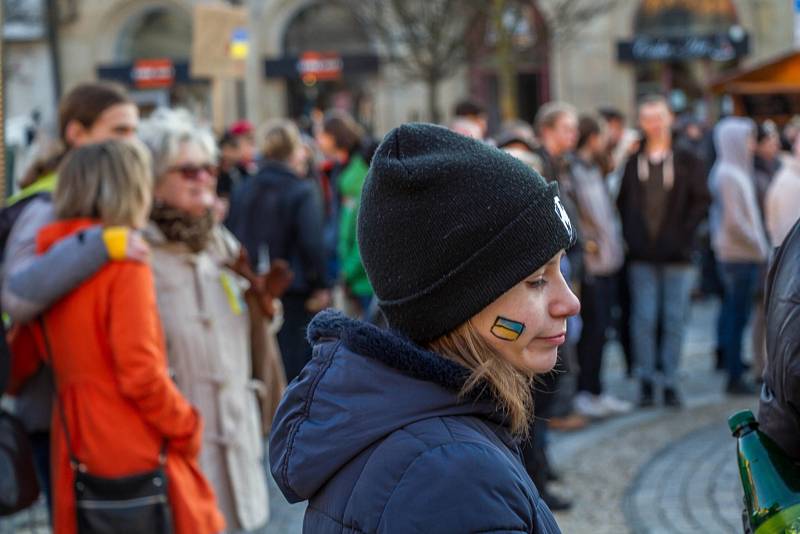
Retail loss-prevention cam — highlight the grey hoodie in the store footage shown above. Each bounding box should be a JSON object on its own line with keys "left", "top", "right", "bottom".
{"left": 710, "top": 117, "right": 770, "bottom": 262}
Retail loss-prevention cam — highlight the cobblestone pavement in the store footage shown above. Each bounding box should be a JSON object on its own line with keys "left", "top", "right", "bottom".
{"left": 1, "top": 298, "right": 759, "bottom": 534}
{"left": 551, "top": 297, "right": 758, "bottom": 534}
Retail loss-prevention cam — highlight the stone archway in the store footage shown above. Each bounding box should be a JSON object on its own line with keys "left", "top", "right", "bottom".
{"left": 278, "top": 2, "right": 377, "bottom": 126}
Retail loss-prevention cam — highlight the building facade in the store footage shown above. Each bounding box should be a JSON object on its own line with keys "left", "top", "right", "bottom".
{"left": 3, "top": 0, "right": 796, "bottom": 143}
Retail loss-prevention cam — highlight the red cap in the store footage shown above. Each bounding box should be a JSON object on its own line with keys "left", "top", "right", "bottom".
{"left": 228, "top": 119, "right": 254, "bottom": 136}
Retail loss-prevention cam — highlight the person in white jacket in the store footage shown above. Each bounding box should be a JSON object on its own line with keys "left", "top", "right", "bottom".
{"left": 709, "top": 117, "right": 770, "bottom": 395}
{"left": 765, "top": 136, "right": 800, "bottom": 247}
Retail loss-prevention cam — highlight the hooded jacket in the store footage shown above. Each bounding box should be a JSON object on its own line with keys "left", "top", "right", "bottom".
{"left": 758, "top": 219, "right": 800, "bottom": 460}
{"left": 617, "top": 141, "right": 710, "bottom": 264}
{"left": 709, "top": 117, "right": 770, "bottom": 263}
{"left": 269, "top": 309, "right": 560, "bottom": 534}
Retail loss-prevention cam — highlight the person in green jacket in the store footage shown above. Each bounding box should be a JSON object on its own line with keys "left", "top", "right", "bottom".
{"left": 316, "top": 111, "right": 373, "bottom": 315}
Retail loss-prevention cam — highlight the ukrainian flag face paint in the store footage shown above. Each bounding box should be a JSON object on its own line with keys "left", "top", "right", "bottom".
{"left": 490, "top": 316, "right": 526, "bottom": 342}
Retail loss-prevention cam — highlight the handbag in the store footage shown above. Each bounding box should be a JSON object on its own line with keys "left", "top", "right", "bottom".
{"left": 0, "top": 408, "right": 40, "bottom": 515}
{"left": 40, "top": 318, "right": 174, "bottom": 534}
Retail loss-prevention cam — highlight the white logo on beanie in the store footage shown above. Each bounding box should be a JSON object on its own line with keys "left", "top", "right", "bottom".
{"left": 554, "top": 196, "right": 573, "bottom": 238}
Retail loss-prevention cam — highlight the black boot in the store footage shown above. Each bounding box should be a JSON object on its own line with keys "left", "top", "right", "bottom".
{"left": 664, "top": 387, "right": 683, "bottom": 409}
{"left": 639, "top": 380, "right": 654, "bottom": 408}
{"left": 715, "top": 348, "right": 725, "bottom": 370}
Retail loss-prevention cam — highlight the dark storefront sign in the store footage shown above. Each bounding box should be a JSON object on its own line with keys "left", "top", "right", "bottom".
{"left": 97, "top": 60, "right": 207, "bottom": 87}
{"left": 264, "top": 53, "right": 379, "bottom": 79}
{"left": 618, "top": 32, "right": 749, "bottom": 63}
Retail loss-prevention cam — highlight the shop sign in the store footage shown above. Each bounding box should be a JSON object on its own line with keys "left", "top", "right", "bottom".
{"left": 297, "top": 52, "right": 343, "bottom": 81}
{"left": 132, "top": 58, "right": 175, "bottom": 89}
{"left": 617, "top": 32, "right": 749, "bottom": 62}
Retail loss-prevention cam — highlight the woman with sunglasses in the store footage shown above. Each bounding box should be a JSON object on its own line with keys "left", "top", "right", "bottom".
{"left": 137, "top": 108, "right": 273, "bottom": 533}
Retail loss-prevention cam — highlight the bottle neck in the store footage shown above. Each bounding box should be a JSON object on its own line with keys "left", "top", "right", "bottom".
{"left": 735, "top": 423, "right": 758, "bottom": 438}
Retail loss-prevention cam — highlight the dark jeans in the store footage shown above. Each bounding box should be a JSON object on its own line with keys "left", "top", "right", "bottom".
{"left": 276, "top": 294, "right": 316, "bottom": 383}
{"left": 613, "top": 263, "right": 634, "bottom": 376}
{"left": 576, "top": 275, "right": 615, "bottom": 395}
{"left": 29, "top": 431, "right": 52, "bottom": 521}
{"left": 717, "top": 262, "right": 761, "bottom": 383}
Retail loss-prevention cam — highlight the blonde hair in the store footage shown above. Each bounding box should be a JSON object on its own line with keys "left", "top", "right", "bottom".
{"left": 428, "top": 321, "right": 533, "bottom": 436}
{"left": 261, "top": 119, "right": 301, "bottom": 162}
{"left": 54, "top": 139, "right": 152, "bottom": 227}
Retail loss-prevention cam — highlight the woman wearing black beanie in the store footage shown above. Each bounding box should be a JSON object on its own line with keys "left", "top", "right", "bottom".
{"left": 270, "top": 123, "right": 579, "bottom": 533}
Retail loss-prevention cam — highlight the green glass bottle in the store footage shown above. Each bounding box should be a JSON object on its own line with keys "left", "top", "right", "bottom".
{"left": 729, "top": 410, "right": 800, "bottom": 534}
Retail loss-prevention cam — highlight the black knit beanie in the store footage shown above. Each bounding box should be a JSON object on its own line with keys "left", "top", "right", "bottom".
{"left": 358, "top": 123, "right": 575, "bottom": 343}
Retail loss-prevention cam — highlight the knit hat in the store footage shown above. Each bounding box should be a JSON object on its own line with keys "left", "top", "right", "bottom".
{"left": 357, "top": 123, "right": 575, "bottom": 343}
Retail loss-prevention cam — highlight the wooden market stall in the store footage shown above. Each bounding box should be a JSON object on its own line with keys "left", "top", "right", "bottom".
{"left": 711, "top": 51, "right": 800, "bottom": 126}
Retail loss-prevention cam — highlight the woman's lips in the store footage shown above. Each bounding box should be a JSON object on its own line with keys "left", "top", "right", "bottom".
{"left": 536, "top": 332, "right": 567, "bottom": 345}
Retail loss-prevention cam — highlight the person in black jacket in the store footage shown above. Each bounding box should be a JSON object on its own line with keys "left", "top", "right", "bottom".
{"left": 617, "top": 95, "right": 710, "bottom": 408}
{"left": 758, "top": 218, "right": 800, "bottom": 460}
{"left": 227, "top": 119, "right": 331, "bottom": 382}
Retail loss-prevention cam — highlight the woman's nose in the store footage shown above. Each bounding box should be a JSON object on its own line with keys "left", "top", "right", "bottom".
{"left": 550, "top": 276, "right": 581, "bottom": 319}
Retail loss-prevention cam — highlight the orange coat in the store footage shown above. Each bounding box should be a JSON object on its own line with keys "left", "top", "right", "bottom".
{"left": 31, "top": 219, "right": 224, "bottom": 534}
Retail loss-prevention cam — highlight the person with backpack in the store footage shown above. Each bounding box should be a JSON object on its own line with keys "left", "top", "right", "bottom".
{"left": 270, "top": 123, "right": 578, "bottom": 533}
{"left": 1, "top": 82, "right": 145, "bottom": 515}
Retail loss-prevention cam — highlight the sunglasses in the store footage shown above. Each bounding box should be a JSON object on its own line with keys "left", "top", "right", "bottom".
{"left": 167, "top": 163, "right": 218, "bottom": 181}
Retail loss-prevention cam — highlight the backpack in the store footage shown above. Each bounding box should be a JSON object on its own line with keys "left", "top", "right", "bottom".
{"left": 0, "top": 192, "right": 49, "bottom": 263}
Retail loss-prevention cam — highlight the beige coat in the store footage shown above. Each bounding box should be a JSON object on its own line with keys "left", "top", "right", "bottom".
{"left": 146, "top": 223, "right": 283, "bottom": 531}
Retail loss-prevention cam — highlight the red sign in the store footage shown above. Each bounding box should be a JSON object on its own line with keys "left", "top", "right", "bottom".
{"left": 297, "top": 52, "right": 343, "bottom": 81}
{"left": 132, "top": 59, "right": 175, "bottom": 89}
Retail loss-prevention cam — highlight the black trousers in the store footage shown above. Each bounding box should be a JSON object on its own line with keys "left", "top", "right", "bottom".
{"left": 276, "top": 294, "right": 316, "bottom": 383}
{"left": 576, "top": 275, "right": 616, "bottom": 395}
{"left": 615, "top": 263, "right": 634, "bottom": 376}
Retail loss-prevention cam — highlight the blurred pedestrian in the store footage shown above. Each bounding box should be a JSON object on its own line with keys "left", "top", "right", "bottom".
{"left": 528, "top": 101, "right": 584, "bottom": 510}
{"left": 765, "top": 136, "right": 800, "bottom": 248}
{"left": 316, "top": 110, "right": 373, "bottom": 316}
{"left": 139, "top": 109, "right": 272, "bottom": 532}
{"left": 1, "top": 81, "right": 144, "bottom": 517}
{"left": 227, "top": 119, "right": 331, "bottom": 383}
{"left": 617, "top": 95, "right": 710, "bottom": 407}
{"left": 751, "top": 120, "right": 781, "bottom": 380}
{"left": 453, "top": 99, "right": 488, "bottom": 140}
{"left": 710, "top": 117, "right": 769, "bottom": 395}
{"left": 570, "top": 115, "right": 630, "bottom": 418}
{"left": 270, "top": 123, "right": 577, "bottom": 533}
{"left": 21, "top": 140, "right": 223, "bottom": 534}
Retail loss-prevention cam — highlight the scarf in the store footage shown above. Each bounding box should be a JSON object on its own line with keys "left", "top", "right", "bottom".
{"left": 149, "top": 202, "right": 215, "bottom": 253}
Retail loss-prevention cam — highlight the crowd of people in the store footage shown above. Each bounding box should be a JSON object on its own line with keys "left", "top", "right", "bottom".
{"left": 0, "top": 79, "right": 798, "bottom": 533}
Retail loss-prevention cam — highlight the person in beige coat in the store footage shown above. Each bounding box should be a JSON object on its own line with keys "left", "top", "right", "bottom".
{"left": 139, "top": 108, "right": 285, "bottom": 532}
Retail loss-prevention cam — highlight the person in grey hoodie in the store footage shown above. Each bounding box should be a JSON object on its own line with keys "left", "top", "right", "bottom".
{"left": 709, "top": 117, "right": 771, "bottom": 395}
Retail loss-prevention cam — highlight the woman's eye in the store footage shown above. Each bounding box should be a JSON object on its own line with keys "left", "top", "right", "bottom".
{"left": 526, "top": 278, "right": 547, "bottom": 289}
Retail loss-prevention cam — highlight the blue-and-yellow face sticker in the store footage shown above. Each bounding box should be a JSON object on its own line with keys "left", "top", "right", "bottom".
{"left": 490, "top": 316, "right": 525, "bottom": 341}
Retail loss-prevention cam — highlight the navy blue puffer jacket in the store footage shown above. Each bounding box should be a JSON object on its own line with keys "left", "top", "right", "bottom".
{"left": 269, "top": 310, "right": 561, "bottom": 533}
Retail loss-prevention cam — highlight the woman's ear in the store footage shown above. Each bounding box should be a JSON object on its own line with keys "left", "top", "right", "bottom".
{"left": 64, "top": 120, "right": 88, "bottom": 147}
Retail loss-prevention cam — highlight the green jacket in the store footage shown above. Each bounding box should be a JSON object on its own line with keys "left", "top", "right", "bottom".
{"left": 336, "top": 154, "right": 372, "bottom": 297}
{"left": 7, "top": 172, "right": 58, "bottom": 206}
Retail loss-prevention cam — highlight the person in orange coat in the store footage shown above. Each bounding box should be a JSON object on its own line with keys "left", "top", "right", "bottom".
{"left": 28, "top": 140, "right": 224, "bottom": 534}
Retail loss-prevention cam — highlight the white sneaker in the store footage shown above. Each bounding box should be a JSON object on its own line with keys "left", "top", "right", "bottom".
{"left": 573, "top": 392, "right": 611, "bottom": 418}
{"left": 598, "top": 394, "right": 633, "bottom": 414}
